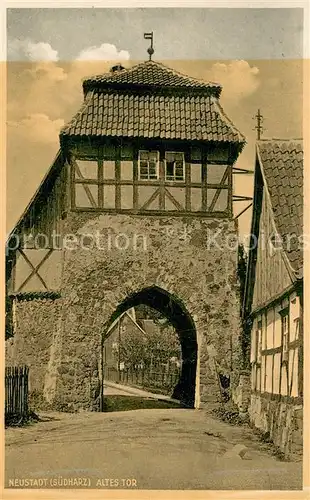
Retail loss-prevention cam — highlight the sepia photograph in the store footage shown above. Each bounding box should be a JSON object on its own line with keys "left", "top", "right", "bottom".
{"left": 3, "top": 4, "right": 306, "bottom": 495}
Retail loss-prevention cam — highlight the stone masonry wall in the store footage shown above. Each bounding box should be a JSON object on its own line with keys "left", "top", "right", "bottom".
{"left": 6, "top": 212, "right": 242, "bottom": 411}
{"left": 55, "top": 212, "right": 241, "bottom": 410}
{"left": 5, "top": 298, "right": 62, "bottom": 406}
{"left": 249, "top": 394, "right": 303, "bottom": 457}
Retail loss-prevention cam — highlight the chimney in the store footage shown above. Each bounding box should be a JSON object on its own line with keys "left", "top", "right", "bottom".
{"left": 110, "top": 64, "right": 125, "bottom": 73}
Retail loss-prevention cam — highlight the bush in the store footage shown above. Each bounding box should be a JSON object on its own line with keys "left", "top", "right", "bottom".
{"left": 212, "top": 402, "right": 247, "bottom": 426}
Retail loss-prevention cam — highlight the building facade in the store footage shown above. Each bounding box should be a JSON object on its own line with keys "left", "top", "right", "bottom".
{"left": 6, "top": 59, "right": 246, "bottom": 410}
{"left": 243, "top": 139, "right": 303, "bottom": 456}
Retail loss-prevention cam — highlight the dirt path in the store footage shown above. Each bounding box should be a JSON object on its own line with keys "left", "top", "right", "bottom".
{"left": 5, "top": 408, "right": 303, "bottom": 491}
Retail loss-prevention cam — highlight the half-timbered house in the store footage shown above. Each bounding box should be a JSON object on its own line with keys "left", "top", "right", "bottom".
{"left": 243, "top": 139, "right": 303, "bottom": 455}
{"left": 6, "top": 54, "right": 247, "bottom": 411}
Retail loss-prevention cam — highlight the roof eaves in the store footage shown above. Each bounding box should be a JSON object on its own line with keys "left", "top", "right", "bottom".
{"left": 242, "top": 151, "right": 263, "bottom": 319}
{"left": 7, "top": 150, "right": 64, "bottom": 242}
{"left": 60, "top": 90, "right": 94, "bottom": 137}
{"left": 211, "top": 96, "right": 246, "bottom": 146}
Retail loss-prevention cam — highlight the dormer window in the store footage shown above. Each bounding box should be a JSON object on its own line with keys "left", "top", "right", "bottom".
{"left": 165, "top": 152, "right": 185, "bottom": 181}
{"left": 138, "top": 151, "right": 159, "bottom": 180}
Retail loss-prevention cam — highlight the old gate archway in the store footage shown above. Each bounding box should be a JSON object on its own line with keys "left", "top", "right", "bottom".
{"left": 101, "top": 286, "right": 197, "bottom": 408}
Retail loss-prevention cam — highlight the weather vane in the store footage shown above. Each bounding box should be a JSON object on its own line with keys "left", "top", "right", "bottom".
{"left": 144, "top": 32, "right": 154, "bottom": 61}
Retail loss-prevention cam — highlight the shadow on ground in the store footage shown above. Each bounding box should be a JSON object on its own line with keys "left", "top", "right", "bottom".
{"left": 102, "top": 395, "right": 182, "bottom": 412}
{"left": 5, "top": 411, "right": 61, "bottom": 428}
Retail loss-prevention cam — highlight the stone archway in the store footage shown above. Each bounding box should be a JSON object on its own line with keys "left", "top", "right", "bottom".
{"left": 102, "top": 286, "right": 197, "bottom": 408}
{"left": 53, "top": 214, "right": 240, "bottom": 411}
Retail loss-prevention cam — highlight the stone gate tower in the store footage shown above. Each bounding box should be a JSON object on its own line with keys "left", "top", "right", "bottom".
{"left": 6, "top": 56, "right": 245, "bottom": 410}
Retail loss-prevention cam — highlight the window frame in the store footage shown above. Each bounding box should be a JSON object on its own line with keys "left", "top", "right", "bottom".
{"left": 256, "top": 319, "right": 262, "bottom": 364}
{"left": 280, "top": 307, "right": 290, "bottom": 360}
{"left": 138, "top": 150, "right": 159, "bottom": 180}
{"left": 164, "top": 151, "right": 185, "bottom": 182}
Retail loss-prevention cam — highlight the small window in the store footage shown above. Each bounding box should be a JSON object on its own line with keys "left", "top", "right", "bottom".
{"left": 281, "top": 313, "right": 289, "bottom": 357}
{"left": 256, "top": 320, "right": 262, "bottom": 364}
{"left": 138, "top": 151, "right": 159, "bottom": 180}
{"left": 165, "top": 152, "right": 185, "bottom": 181}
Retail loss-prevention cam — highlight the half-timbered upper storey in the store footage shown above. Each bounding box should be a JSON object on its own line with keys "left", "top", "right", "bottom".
{"left": 59, "top": 60, "right": 245, "bottom": 217}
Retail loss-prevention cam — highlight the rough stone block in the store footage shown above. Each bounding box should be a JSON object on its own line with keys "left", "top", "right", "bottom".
{"left": 223, "top": 444, "right": 249, "bottom": 459}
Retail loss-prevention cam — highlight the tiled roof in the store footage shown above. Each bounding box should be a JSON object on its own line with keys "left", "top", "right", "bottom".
{"left": 82, "top": 60, "right": 222, "bottom": 95}
{"left": 60, "top": 60, "right": 245, "bottom": 145}
{"left": 61, "top": 92, "right": 245, "bottom": 144}
{"left": 257, "top": 139, "right": 303, "bottom": 276}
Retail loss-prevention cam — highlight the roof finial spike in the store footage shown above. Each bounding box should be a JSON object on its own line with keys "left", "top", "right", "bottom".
{"left": 253, "top": 108, "right": 264, "bottom": 140}
{"left": 144, "top": 31, "right": 154, "bottom": 61}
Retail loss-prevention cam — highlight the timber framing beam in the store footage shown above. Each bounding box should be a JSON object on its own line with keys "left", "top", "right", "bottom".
{"left": 16, "top": 248, "right": 53, "bottom": 292}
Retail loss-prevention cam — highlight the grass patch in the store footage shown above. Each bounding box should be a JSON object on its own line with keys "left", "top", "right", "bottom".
{"left": 28, "top": 390, "right": 77, "bottom": 413}
{"left": 102, "top": 395, "right": 182, "bottom": 412}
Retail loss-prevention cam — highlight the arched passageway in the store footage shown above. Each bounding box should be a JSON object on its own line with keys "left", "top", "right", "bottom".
{"left": 103, "top": 286, "right": 197, "bottom": 408}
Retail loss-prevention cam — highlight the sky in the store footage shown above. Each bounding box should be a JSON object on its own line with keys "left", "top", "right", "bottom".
{"left": 6, "top": 7, "right": 304, "bottom": 239}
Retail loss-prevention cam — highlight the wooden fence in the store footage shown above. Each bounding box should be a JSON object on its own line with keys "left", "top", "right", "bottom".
{"left": 5, "top": 366, "right": 29, "bottom": 419}
{"left": 105, "top": 366, "right": 180, "bottom": 395}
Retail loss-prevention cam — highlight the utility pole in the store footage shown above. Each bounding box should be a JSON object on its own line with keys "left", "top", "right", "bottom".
{"left": 253, "top": 109, "right": 264, "bottom": 140}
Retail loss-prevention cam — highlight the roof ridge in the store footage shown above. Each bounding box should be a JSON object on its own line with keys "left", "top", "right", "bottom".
{"left": 82, "top": 59, "right": 222, "bottom": 91}
{"left": 147, "top": 60, "right": 221, "bottom": 88}
{"left": 257, "top": 137, "right": 303, "bottom": 142}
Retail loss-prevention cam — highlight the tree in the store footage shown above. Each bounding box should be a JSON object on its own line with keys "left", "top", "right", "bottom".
{"left": 118, "top": 307, "right": 181, "bottom": 369}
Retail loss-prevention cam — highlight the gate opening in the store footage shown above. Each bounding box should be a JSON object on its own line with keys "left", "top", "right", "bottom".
{"left": 102, "top": 286, "right": 197, "bottom": 408}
